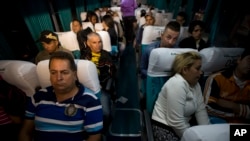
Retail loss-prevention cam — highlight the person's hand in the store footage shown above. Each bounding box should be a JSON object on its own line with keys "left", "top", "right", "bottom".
{"left": 217, "top": 98, "right": 240, "bottom": 115}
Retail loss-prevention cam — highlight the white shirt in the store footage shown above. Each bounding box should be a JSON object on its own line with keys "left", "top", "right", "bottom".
{"left": 152, "top": 73, "right": 210, "bottom": 137}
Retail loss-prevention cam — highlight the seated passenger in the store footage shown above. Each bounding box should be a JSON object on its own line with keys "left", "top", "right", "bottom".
{"left": 84, "top": 10, "right": 99, "bottom": 28}
{"left": 151, "top": 51, "right": 210, "bottom": 140}
{"left": 35, "top": 30, "right": 73, "bottom": 64}
{"left": 71, "top": 18, "right": 83, "bottom": 34}
{"left": 0, "top": 75, "right": 27, "bottom": 141}
{"left": 81, "top": 32, "right": 116, "bottom": 132}
{"left": 134, "top": 14, "right": 155, "bottom": 50}
{"left": 140, "top": 21, "right": 180, "bottom": 79}
{"left": 175, "top": 11, "right": 189, "bottom": 46}
{"left": 203, "top": 48, "right": 250, "bottom": 123}
{"left": 178, "top": 20, "right": 208, "bottom": 51}
{"left": 67, "top": 18, "right": 83, "bottom": 59}
{"left": 102, "top": 15, "right": 118, "bottom": 47}
{"left": 19, "top": 51, "right": 103, "bottom": 141}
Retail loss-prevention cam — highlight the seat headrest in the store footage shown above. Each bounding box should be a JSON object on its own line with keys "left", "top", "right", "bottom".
{"left": 148, "top": 48, "right": 198, "bottom": 77}
{"left": 0, "top": 60, "right": 40, "bottom": 97}
{"left": 200, "top": 47, "right": 244, "bottom": 76}
{"left": 82, "top": 22, "right": 94, "bottom": 31}
{"left": 141, "top": 25, "right": 165, "bottom": 44}
{"left": 55, "top": 31, "right": 80, "bottom": 51}
{"left": 36, "top": 59, "right": 100, "bottom": 93}
{"left": 95, "top": 23, "right": 104, "bottom": 31}
{"left": 96, "top": 31, "right": 112, "bottom": 52}
{"left": 181, "top": 124, "right": 229, "bottom": 141}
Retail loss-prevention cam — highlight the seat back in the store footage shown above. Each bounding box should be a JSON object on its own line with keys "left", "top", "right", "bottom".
{"left": 96, "top": 30, "right": 112, "bottom": 52}
{"left": 181, "top": 124, "right": 230, "bottom": 141}
{"left": 199, "top": 47, "right": 244, "bottom": 91}
{"left": 55, "top": 31, "right": 80, "bottom": 52}
{"left": 94, "top": 23, "right": 104, "bottom": 31}
{"left": 141, "top": 25, "right": 165, "bottom": 53}
{"left": 200, "top": 47, "right": 244, "bottom": 76}
{"left": 36, "top": 59, "right": 101, "bottom": 97}
{"left": 154, "top": 12, "right": 163, "bottom": 26}
{"left": 80, "top": 12, "right": 87, "bottom": 21}
{"left": 82, "top": 22, "right": 94, "bottom": 31}
{"left": 146, "top": 48, "right": 197, "bottom": 115}
{"left": 0, "top": 60, "right": 40, "bottom": 97}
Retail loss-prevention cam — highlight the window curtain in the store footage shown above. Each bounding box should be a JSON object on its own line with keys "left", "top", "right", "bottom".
{"left": 168, "top": 0, "right": 182, "bottom": 18}
{"left": 86, "top": 0, "right": 101, "bottom": 11}
{"left": 204, "top": 0, "right": 222, "bottom": 45}
{"left": 101, "top": 0, "right": 111, "bottom": 7}
{"left": 20, "top": 0, "right": 54, "bottom": 51}
{"left": 75, "top": 0, "right": 86, "bottom": 21}
{"left": 154, "top": 0, "right": 167, "bottom": 11}
{"left": 0, "top": 33, "right": 14, "bottom": 60}
{"left": 54, "top": 0, "right": 72, "bottom": 31}
{"left": 184, "top": 0, "right": 194, "bottom": 25}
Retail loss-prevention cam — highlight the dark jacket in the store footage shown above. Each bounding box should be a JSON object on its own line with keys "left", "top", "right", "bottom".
{"left": 81, "top": 48, "right": 116, "bottom": 89}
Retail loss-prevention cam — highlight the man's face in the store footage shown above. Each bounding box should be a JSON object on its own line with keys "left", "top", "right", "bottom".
{"left": 160, "top": 28, "right": 180, "bottom": 47}
{"left": 191, "top": 25, "right": 203, "bottom": 40}
{"left": 41, "top": 40, "right": 58, "bottom": 54}
{"left": 237, "top": 55, "right": 250, "bottom": 77}
{"left": 176, "top": 15, "right": 185, "bottom": 26}
{"left": 72, "top": 21, "right": 82, "bottom": 33}
{"left": 145, "top": 15, "right": 155, "bottom": 25}
{"left": 49, "top": 59, "right": 77, "bottom": 94}
{"left": 87, "top": 35, "right": 102, "bottom": 53}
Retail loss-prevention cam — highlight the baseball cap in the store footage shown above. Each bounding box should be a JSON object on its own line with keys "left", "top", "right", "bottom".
{"left": 37, "top": 30, "right": 58, "bottom": 43}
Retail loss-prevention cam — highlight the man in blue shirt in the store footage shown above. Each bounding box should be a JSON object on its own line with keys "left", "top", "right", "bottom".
{"left": 140, "top": 21, "right": 181, "bottom": 79}
{"left": 19, "top": 51, "right": 103, "bottom": 141}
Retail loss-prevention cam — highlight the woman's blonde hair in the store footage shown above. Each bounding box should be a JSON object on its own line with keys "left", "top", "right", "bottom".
{"left": 171, "top": 51, "right": 201, "bottom": 76}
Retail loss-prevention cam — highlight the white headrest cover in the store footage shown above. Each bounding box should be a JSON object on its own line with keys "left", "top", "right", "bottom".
{"left": 148, "top": 48, "right": 198, "bottom": 77}
{"left": 141, "top": 26, "right": 165, "bottom": 44}
{"left": 55, "top": 31, "right": 80, "bottom": 51}
{"left": 96, "top": 31, "right": 112, "bottom": 52}
{"left": 181, "top": 124, "right": 229, "bottom": 141}
{"left": 36, "top": 59, "right": 100, "bottom": 93}
{"left": 82, "top": 22, "right": 94, "bottom": 31}
{"left": 200, "top": 47, "right": 244, "bottom": 76}
{"left": 95, "top": 23, "right": 104, "bottom": 31}
{"left": 0, "top": 60, "right": 40, "bottom": 97}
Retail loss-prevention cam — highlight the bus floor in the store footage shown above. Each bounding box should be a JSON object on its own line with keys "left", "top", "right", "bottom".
{"left": 104, "top": 42, "right": 148, "bottom": 141}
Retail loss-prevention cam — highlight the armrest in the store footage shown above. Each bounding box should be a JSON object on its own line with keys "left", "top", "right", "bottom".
{"left": 143, "top": 109, "right": 154, "bottom": 141}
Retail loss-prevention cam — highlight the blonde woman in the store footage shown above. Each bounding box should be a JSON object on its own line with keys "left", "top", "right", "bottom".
{"left": 151, "top": 51, "right": 210, "bottom": 141}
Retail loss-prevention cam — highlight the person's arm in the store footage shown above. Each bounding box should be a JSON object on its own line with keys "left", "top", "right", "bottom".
{"left": 164, "top": 77, "right": 191, "bottom": 137}
{"left": 195, "top": 84, "right": 210, "bottom": 125}
{"left": 18, "top": 119, "right": 35, "bottom": 141}
{"left": 216, "top": 98, "right": 242, "bottom": 116}
{"left": 204, "top": 75, "right": 236, "bottom": 119}
{"left": 86, "top": 134, "right": 102, "bottom": 141}
{"left": 140, "top": 47, "right": 150, "bottom": 79}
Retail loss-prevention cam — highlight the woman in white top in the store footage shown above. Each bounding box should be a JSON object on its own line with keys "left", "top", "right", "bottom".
{"left": 151, "top": 51, "right": 210, "bottom": 141}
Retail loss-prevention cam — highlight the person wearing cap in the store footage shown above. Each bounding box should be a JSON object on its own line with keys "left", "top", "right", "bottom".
{"left": 203, "top": 48, "right": 250, "bottom": 124}
{"left": 35, "top": 30, "right": 73, "bottom": 64}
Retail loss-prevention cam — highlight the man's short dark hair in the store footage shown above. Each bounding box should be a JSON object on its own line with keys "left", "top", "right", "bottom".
{"left": 165, "top": 21, "right": 181, "bottom": 33}
{"left": 49, "top": 51, "right": 77, "bottom": 71}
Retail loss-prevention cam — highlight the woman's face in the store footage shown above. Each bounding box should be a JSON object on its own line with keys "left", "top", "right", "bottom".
{"left": 182, "top": 59, "right": 202, "bottom": 87}
{"left": 90, "top": 16, "right": 97, "bottom": 25}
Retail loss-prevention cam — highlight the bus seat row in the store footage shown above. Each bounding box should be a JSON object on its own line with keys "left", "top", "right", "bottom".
{"left": 145, "top": 47, "right": 244, "bottom": 116}
{"left": 0, "top": 59, "right": 101, "bottom": 98}
{"left": 143, "top": 47, "right": 245, "bottom": 141}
